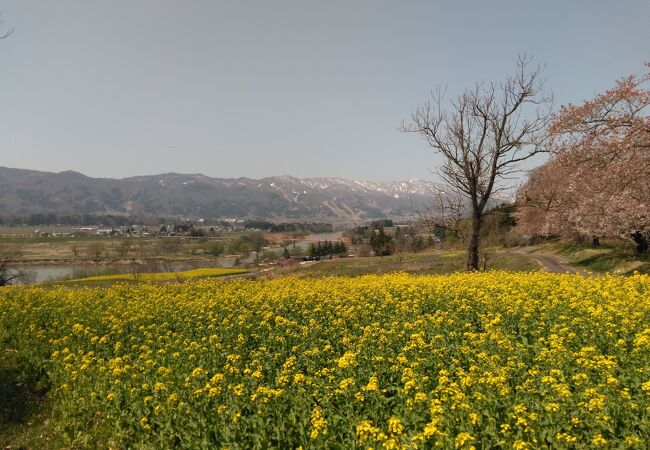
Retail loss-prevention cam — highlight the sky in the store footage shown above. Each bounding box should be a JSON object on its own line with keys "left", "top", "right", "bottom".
{"left": 1, "top": 1, "right": 649, "bottom": 182}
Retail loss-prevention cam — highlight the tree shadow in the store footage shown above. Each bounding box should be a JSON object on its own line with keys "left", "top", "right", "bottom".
{"left": 0, "top": 360, "right": 49, "bottom": 425}
{"left": 571, "top": 250, "right": 622, "bottom": 270}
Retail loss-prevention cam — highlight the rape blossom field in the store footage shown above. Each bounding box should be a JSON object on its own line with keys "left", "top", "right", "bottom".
{"left": 64, "top": 267, "right": 248, "bottom": 283}
{"left": 2, "top": 272, "right": 650, "bottom": 448}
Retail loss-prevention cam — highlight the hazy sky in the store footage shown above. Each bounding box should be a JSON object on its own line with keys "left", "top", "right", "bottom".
{"left": 1, "top": 1, "right": 648, "bottom": 182}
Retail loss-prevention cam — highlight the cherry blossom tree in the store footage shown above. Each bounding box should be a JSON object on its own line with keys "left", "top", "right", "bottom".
{"left": 517, "top": 64, "right": 650, "bottom": 254}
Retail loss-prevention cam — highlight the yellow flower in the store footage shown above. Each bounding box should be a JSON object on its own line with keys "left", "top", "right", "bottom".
{"left": 339, "top": 378, "right": 354, "bottom": 390}
{"left": 364, "top": 375, "right": 379, "bottom": 392}
{"left": 337, "top": 351, "right": 357, "bottom": 369}
{"left": 513, "top": 440, "right": 529, "bottom": 450}
{"left": 454, "top": 432, "right": 474, "bottom": 448}
{"left": 556, "top": 432, "right": 577, "bottom": 444}
{"left": 293, "top": 373, "right": 306, "bottom": 384}
{"left": 191, "top": 367, "right": 206, "bottom": 378}
{"left": 6, "top": 270, "right": 650, "bottom": 448}
{"left": 592, "top": 433, "right": 607, "bottom": 446}
{"left": 139, "top": 417, "right": 151, "bottom": 430}
{"left": 641, "top": 380, "right": 650, "bottom": 394}
{"left": 625, "top": 436, "right": 641, "bottom": 446}
{"left": 356, "top": 420, "right": 380, "bottom": 442}
{"left": 388, "top": 417, "right": 403, "bottom": 435}
{"left": 544, "top": 403, "right": 559, "bottom": 412}
{"left": 310, "top": 407, "right": 328, "bottom": 439}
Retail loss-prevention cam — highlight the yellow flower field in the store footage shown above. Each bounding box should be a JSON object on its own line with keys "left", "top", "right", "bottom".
{"left": 2, "top": 272, "right": 650, "bottom": 448}
{"left": 63, "top": 267, "right": 248, "bottom": 283}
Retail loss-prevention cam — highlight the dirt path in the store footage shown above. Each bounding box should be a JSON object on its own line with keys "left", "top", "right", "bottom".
{"left": 512, "top": 248, "right": 587, "bottom": 275}
{"left": 529, "top": 253, "right": 587, "bottom": 275}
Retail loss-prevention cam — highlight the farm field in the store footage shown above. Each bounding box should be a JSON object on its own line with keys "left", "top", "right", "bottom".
{"left": 0, "top": 236, "right": 229, "bottom": 264}
{"left": 2, "top": 272, "right": 650, "bottom": 448}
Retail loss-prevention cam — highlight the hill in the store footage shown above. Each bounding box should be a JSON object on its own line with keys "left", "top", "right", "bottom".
{"left": 0, "top": 167, "right": 444, "bottom": 222}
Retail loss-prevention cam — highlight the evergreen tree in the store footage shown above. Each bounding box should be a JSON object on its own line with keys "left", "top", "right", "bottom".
{"left": 369, "top": 226, "right": 394, "bottom": 257}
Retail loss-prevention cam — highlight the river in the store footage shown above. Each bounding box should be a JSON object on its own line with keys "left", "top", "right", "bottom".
{"left": 14, "top": 256, "right": 250, "bottom": 284}
{"left": 13, "top": 232, "right": 344, "bottom": 284}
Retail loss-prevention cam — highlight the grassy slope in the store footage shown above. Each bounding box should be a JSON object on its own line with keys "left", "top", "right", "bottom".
{"left": 534, "top": 241, "right": 650, "bottom": 275}
{"left": 272, "top": 248, "right": 539, "bottom": 278}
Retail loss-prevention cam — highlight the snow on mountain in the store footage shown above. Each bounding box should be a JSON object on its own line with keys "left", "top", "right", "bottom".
{"left": 0, "top": 167, "right": 511, "bottom": 222}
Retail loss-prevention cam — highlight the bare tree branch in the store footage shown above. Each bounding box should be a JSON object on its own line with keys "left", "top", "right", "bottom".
{"left": 0, "top": 13, "right": 13, "bottom": 40}
{"left": 402, "top": 56, "right": 553, "bottom": 270}
{"left": 0, "top": 246, "right": 31, "bottom": 286}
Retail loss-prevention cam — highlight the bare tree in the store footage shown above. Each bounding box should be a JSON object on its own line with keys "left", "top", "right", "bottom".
{"left": 87, "top": 242, "right": 106, "bottom": 262}
{"left": 402, "top": 56, "right": 553, "bottom": 270}
{"left": 160, "top": 260, "right": 185, "bottom": 283}
{"left": 0, "top": 247, "right": 30, "bottom": 286}
{"left": 419, "top": 188, "right": 467, "bottom": 242}
{"left": 0, "top": 20, "right": 18, "bottom": 286}
{"left": 129, "top": 262, "right": 143, "bottom": 282}
{"left": 0, "top": 12, "right": 13, "bottom": 40}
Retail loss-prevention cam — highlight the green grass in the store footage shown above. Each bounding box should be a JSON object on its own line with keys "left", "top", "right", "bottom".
{"left": 275, "top": 248, "right": 538, "bottom": 278}
{"left": 535, "top": 241, "right": 650, "bottom": 274}
{"left": 0, "top": 346, "right": 60, "bottom": 449}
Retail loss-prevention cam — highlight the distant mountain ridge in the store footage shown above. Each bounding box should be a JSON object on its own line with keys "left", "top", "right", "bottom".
{"left": 0, "top": 166, "right": 446, "bottom": 222}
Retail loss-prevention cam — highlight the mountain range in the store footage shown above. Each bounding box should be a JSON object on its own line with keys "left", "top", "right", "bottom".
{"left": 0, "top": 167, "right": 448, "bottom": 222}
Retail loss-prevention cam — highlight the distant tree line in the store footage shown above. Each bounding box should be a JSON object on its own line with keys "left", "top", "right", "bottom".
{"left": 226, "top": 232, "right": 268, "bottom": 256}
{"left": 345, "top": 220, "right": 394, "bottom": 243}
{"left": 369, "top": 219, "right": 394, "bottom": 228}
{"left": 393, "top": 226, "right": 440, "bottom": 253}
{"left": 243, "top": 221, "right": 333, "bottom": 233}
{"left": 0, "top": 214, "right": 337, "bottom": 233}
{"left": 345, "top": 225, "right": 396, "bottom": 256}
{"left": 308, "top": 240, "right": 348, "bottom": 258}
{"left": 346, "top": 222, "right": 445, "bottom": 257}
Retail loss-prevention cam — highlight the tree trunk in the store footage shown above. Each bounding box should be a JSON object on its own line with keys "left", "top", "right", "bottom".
{"left": 467, "top": 214, "right": 482, "bottom": 271}
{"left": 631, "top": 231, "right": 649, "bottom": 257}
